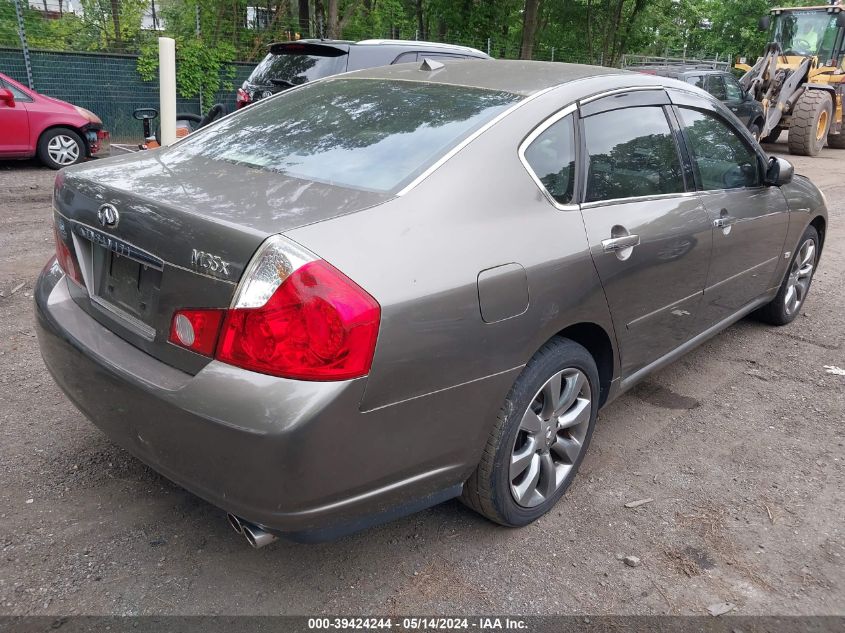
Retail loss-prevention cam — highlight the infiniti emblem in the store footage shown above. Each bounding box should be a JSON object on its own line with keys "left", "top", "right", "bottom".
{"left": 97, "top": 204, "right": 119, "bottom": 228}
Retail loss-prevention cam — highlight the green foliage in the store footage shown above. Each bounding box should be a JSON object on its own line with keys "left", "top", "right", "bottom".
{"left": 138, "top": 36, "right": 236, "bottom": 104}
{"left": 5, "top": 0, "right": 831, "bottom": 66}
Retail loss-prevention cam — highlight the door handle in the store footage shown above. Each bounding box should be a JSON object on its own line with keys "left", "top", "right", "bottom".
{"left": 713, "top": 217, "right": 735, "bottom": 228}
{"left": 602, "top": 234, "right": 640, "bottom": 252}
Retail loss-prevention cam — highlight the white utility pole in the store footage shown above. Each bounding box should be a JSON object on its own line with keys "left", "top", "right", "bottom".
{"left": 158, "top": 37, "right": 177, "bottom": 147}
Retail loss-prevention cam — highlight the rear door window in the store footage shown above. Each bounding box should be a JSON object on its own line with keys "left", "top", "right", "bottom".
{"left": 248, "top": 46, "right": 348, "bottom": 87}
{"left": 391, "top": 52, "right": 418, "bottom": 64}
{"left": 583, "top": 106, "right": 685, "bottom": 202}
{"left": 170, "top": 78, "right": 521, "bottom": 193}
{"left": 685, "top": 75, "right": 705, "bottom": 89}
{"left": 705, "top": 75, "right": 728, "bottom": 100}
{"left": 523, "top": 114, "right": 577, "bottom": 205}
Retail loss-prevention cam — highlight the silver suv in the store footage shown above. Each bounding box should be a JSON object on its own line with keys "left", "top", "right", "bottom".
{"left": 236, "top": 38, "right": 490, "bottom": 109}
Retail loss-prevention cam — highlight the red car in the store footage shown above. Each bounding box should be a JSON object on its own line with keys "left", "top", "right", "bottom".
{"left": 0, "top": 73, "right": 109, "bottom": 169}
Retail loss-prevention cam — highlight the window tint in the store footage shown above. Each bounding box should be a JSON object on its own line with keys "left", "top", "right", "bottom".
{"left": 248, "top": 51, "right": 347, "bottom": 86}
{"left": 724, "top": 75, "right": 743, "bottom": 101}
{"left": 392, "top": 52, "right": 418, "bottom": 64}
{"left": 523, "top": 114, "right": 576, "bottom": 205}
{"left": 705, "top": 75, "right": 727, "bottom": 100}
{"left": 169, "top": 78, "right": 521, "bottom": 193}
{"left": 686, "top": 75, "right": 705, "bottom": 89}
{"left": 679, "top": 108, "right": 760, "bottom": 190}
{"left": 584, "top": 106, "right": 685, "bottom": 202}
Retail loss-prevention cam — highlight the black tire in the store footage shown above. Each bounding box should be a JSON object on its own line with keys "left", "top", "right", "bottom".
{"left": 461, "top": 337, "right": 599, "bottom": 527}
{"left": 762, "top": 128, "right": 782, "bottom": 144}
{"left": 827, "top": 128, "right": 845, "bottom": 149}
{"left": 36, "top": 127, "right": 85, "bottom": 170}
{"left": 755, "top": 225, "right": 819, "bottom": 326}
{"left": 788, "top": 90, "right": 833, "bottom": 156}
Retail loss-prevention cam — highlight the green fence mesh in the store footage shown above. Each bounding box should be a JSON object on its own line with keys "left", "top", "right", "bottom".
{"left": 1, "top": 47, "right": 254, "bottom": 142}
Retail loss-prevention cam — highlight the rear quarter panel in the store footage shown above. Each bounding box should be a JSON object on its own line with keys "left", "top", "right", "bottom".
{"left": 780, "top": 174, "right": 829, "bottom": 251}
{"left": 285, "top": 84, "right": 619, "bottom": 414}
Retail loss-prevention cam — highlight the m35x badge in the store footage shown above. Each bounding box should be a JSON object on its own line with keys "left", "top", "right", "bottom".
{"left": 191, "top": 249, "right": 230, "bottom": 277}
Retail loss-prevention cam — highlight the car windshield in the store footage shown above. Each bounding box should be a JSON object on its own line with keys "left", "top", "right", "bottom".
{"left": 247, "top": 50, "right": 348, "bottom": 86}
{"left": 773, "top": 11, "right": 840, "bottom": 58}
{"left": 166, "top": 78, "right": 521, "bottom": 193}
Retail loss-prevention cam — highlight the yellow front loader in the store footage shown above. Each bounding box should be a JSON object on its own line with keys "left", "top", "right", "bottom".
{"left": 737, "top": 2, "right": 845, "bottom": 155}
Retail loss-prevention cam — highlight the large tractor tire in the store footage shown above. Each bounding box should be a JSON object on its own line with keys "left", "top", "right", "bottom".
{"left": 828, "top": 126, "right": 845, "bottom": 149}
{"left": 761, "top": 128, "right": 782, "bottom": 144}
{"left": 788, "top": 90, "right": 833, "bottom": 156}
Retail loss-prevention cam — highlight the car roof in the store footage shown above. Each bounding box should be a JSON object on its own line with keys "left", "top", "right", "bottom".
{"left": 339, "top": 59, "right": 632, "bottom": 97}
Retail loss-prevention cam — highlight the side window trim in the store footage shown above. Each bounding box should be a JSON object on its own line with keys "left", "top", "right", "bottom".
{"left": 518, "top": 102, "right": 580, "bottom": 211}
{"left": 674, "top": 104, "right": 766, "bottom": 192}
{"left": 577, "top": 104, "right": 693, "bottom": 206}
{"left": 663, "top": 106, "right": 697, "bottom": 193}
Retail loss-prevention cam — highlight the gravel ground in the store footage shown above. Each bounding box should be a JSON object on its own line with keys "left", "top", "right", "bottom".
{"left": 0, "top": 140, "right": 843, "bottom": 617}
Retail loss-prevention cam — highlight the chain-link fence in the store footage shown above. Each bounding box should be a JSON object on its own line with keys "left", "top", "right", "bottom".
{"left": 1, "top": 46, "right": 254, "bottom": 142}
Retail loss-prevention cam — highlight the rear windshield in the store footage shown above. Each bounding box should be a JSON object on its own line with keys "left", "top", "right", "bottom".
{"left": 167, "top": 78, "right": 521, "bottom": 193}
{"left": 247, "top": 50, "right": 348, "bottom": 86}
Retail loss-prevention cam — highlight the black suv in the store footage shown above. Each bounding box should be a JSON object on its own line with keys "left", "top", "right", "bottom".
{"left": 636, "top": 67, "right": 766, "bottom": 140}
{"left": 236, "top": 39, "right": 490, "bottom": 109}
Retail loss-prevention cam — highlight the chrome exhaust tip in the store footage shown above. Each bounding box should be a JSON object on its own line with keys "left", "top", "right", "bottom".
{"left": 226, "top": 512, "right": 244, "bottom": 535}
{"left": 241, "top": 522, "right": 278, "bottom": 549}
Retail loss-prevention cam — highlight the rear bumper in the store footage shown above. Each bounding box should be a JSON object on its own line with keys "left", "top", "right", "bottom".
{"left": 34, "top": 261, "right": 498, "bottom": 540}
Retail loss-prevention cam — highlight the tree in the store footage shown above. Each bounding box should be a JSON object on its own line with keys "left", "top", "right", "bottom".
{"left": 327, "top": 0, "right": 362, "bottom": 38}
{"left": 298, "top": 0, "right": 309, "bottom": 36}
{"left": 109, "top": 0, "right": 121, "bottom": 48}
{"left": 520, "top": 0, "right": 541, "bottom": 59}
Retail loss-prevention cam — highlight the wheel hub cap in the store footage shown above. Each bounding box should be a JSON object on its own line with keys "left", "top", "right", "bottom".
{"left": 784, "top": 238, "right": 815, "bottom": 316}
{"left": 509, "top": 367, "right": 592, "bottom": 508}
{"left": 47, "top": 135, "right": 80, "bottom": 166}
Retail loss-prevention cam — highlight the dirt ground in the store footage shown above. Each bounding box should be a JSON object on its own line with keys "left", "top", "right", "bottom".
{"left": 0, "top": 139, "right": 842, "bottom": 617}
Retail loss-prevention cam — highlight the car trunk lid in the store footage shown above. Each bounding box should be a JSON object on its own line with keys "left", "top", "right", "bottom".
{"left": 54, "top": 150, "right": 390, "bottom": 374}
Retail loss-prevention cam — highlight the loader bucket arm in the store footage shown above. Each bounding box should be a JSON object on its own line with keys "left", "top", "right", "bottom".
{"left": 740, "top": 42, "right": 780, "bottom": 97}
{"left": 760, "top": 57, "right": 812, "bottom": 139}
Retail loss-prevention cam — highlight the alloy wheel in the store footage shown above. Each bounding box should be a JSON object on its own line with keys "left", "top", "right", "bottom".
{"left": 784, "top": 238, "right": 815, "bottom": 316}
{"left": 509, "top": 368, "right": 592, "bottom": 508}
{"left": 47, "top": 134, "right": 81, "bottom": 166}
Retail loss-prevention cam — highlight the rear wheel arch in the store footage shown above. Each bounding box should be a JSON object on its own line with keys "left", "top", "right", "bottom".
{"left": 549, "top": 322, "right": 616, "bottom": 407}
{"left": 810, "top": 215, "right": 826, "bottom": 253}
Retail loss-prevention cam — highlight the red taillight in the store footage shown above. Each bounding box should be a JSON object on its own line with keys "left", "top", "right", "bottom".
{"left": 216, "top": 260, "right": 380, "bottom": 380}
{"left": 169, "top": 309, "right": 225, "bottom": 356}
{"left": 54, "top": 226, "right": 83, "bottom": 286}
{"left": 236, "top": 88, "right": 251, "bottom": 109}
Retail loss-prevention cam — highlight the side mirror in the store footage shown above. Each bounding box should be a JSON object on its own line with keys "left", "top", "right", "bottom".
{"left": 766, "top": 156, "right": 793, "bottom": 186}
{"left": 0, "top": 88, "right": 15, "bottom": 107}
{"left": 758, "top": 16, "right": 771, "bottom": 32}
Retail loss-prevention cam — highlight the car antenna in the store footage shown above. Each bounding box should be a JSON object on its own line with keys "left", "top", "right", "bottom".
{"left": 419, "top": 58, "right": 445, "bottom": 71}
